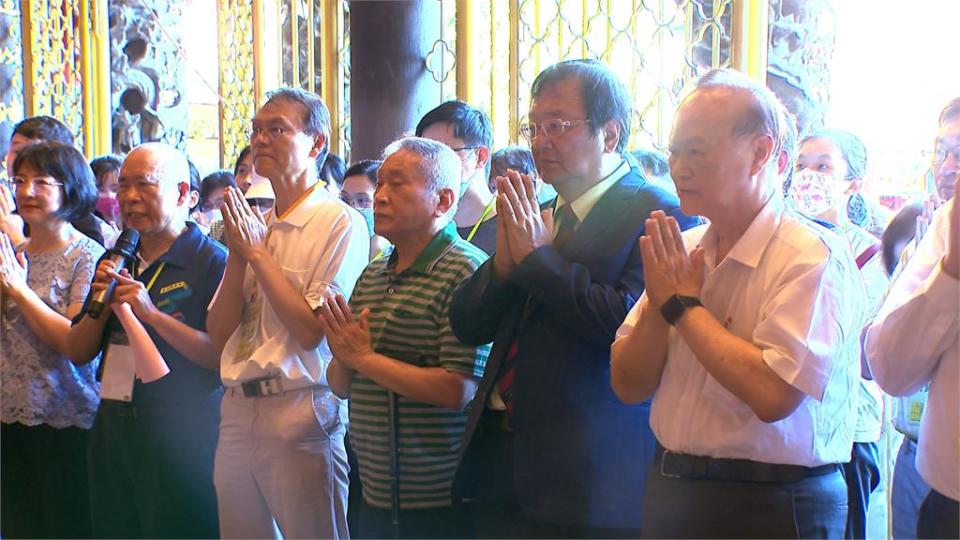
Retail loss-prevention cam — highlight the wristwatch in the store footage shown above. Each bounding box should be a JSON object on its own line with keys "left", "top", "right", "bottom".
{"left": 659, "top": 294, "right": 703, "bottom": 326}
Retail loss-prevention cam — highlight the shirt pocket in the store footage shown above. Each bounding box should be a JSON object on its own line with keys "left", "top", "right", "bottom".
{"left": 280, "top": 264, "right": 309, "bottom": 292}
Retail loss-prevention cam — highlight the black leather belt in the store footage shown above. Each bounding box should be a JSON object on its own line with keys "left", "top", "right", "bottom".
{"left": 656, "top": 445, "right": 839, "bottom": 483}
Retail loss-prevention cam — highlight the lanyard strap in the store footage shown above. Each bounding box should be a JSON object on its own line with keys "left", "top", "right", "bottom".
{"left": 143, "top": 261, "right": 167, "bottom": 293}
{"left": 465, "top": 197, "right": 496, "bottom": 243}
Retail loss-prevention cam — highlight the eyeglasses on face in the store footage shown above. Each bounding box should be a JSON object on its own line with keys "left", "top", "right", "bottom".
{"left": 450, "top": 145, "right": 479, "bottom": 153}
{"left": 519, "top": 119, "right": 589, "bottom": 141}
{"left": 248, "top": 125, "right": 294, "bottom": 141}
{"left": 11, "top": 177, "right": 64, "bottom": 191}
{"left": 932, "top": 143, "right": 960, "bottom": 166}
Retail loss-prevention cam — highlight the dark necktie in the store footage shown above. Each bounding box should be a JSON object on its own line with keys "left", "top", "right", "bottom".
{"left": 552, "top": 204, "right": 578, "bottom": 250}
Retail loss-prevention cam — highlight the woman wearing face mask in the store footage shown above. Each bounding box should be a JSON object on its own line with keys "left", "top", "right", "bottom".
{"left": 340, "top": 159, "right": 389, "bottom": 260}
{"left": 90, "top": 155, "right": 122, "bottom": 225}
{"left": 194, "top": 170, "right": 236, "bottom": 228}
{"left": 1, "top": 142, "right": 106, "bottom": 538}
{"left": 792, "top": 129, "right": 890, "bottom": 540}
{"left": 89, "top": 155, "right": 123, "bottom": 249}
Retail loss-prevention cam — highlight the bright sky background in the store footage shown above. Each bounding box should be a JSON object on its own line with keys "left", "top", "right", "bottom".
{"left": 827, "top": 0, "right": 959, "bottom": 199}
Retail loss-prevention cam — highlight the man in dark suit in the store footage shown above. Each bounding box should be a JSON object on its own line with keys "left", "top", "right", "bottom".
{"left": 449, "top": 59, "right": 698, "bottom": 537}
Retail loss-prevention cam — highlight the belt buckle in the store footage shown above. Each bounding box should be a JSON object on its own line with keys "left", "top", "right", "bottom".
{"left": 241, "top": 376, "right": 283, "bottom": 397}
{"left": 660, "top": 449, "right": 681, "bottom": 479}
{"left": 258, "top": 377, "right": 283, "bottom": 396}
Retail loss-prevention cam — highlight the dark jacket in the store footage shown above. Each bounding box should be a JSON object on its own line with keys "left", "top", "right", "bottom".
{"left": 450, "top": 169, "right": 699, "bottom": 529}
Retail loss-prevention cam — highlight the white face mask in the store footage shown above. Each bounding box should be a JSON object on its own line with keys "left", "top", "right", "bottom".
{"left": 203, "top": 208, "right": 223, "bottom": 223}
{"left": 789, "top": 169, "right": 841, "bottom": 216}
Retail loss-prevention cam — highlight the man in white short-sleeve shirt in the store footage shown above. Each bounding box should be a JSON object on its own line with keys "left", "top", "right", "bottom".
{"left": 208, "top": 87, "right": 369, "bottom": 539}
{"left": 867, "top": 181, "right": 959, "bottom": 538}
{"left": 610, "top": 69, "right": 865, "bottom": 539}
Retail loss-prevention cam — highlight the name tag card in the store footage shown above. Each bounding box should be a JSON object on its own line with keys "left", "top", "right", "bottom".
{"left": 100, "top": 333, "right": 135, "bottom": 402}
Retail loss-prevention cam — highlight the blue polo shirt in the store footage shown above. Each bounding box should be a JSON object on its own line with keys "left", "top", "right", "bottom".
{"left": 86, "top": 223, "right": 226, "bottom": 405}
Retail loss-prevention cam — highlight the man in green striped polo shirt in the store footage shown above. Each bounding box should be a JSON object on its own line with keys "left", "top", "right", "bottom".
{"left": 320, "top": 137, "right": 490, "bottom": 539}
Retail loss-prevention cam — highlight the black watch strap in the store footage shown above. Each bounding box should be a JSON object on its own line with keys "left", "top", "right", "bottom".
{"left": 659, "top": 294, "right": 703, "bottom": 326}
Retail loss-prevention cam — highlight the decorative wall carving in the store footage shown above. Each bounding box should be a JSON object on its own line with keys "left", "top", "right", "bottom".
{"left": 0, "top": 0, "right": 24, "bottom": 124}
{"left": 109, "top": 0, "right": 188, "bottom": 154}
{"left": 22, "top": 0, "right": 86, "bottom": 149}
{"left": 767, "top": 0, "right": 835, "bottom": 136}
{"left": 686, "top": 0, "right": 835, "bottom": 136}
{"left": 218, "top": 0, "right": 256, "bottom": 166}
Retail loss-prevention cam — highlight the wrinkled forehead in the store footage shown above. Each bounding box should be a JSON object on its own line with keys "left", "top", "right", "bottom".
{"left": 254, "top": 98, "right": 306, "bottom": 128}
{"left": 120, "top": 148, "right": 188, "bottom": 188}
{"left": 673, "top": 88, "right": 752, "bottom": 138}
{"left": 529, "top": 77, "right": 586, "bottom": 120}
{"left": 380, "top": 149, "right": 423, "bottom": 179}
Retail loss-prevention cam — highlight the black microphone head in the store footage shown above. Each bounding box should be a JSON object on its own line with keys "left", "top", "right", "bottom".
{"left": 114, "top": 228, "right": 140, "bottom": 259}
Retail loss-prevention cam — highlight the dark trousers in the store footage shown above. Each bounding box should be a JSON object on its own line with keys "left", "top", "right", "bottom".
{"left": 1, "top": 422, "right": 92, "bottom": 539}
{"left": 88, "top": 399, "right": 220, "bottom": 539}
{"left": 345, "top": 431, "right": 364, "bottom": 535}
{"left": 842, "top": 441, "right": 882, "bottom": 539}
{"left": 642, "top": 447, "right": 848, "bottom": 538}
{"left": 462, "top": 410, "right": 641, "bottom": 539}
{"left": 355, "top": 498, "right": 473, "bottom": 539}
{"left": 917, "top": 489, "right": 959, "bottom": 539}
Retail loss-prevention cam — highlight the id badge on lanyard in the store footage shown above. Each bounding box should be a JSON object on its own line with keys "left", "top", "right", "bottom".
{"left": 99, "top": 261, "right": 166, "bottom": 402}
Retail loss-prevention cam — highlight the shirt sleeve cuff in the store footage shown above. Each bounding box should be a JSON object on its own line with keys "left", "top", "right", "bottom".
{"left": 761, "top": 348, "right": 827, "bottom": 401}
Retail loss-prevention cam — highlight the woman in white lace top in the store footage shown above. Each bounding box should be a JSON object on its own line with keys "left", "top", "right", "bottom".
{"left": 0, "top": 141, "right": 106, "bottom": 538}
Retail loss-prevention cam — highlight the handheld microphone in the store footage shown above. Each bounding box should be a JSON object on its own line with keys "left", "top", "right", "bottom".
{"left": 87, "top": 228, "right": 140, "bottom": 319}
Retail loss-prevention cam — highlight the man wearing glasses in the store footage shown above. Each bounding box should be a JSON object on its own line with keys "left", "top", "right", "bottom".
{"left": 449, "top": 59, "right": 696, "bottom": 537}
{"left": 208, "top": 87, "right": 369, "bottom": 539}
{"left": 878, "top": 97, "right": 960, "bottom": 540}
{"left": 416, "top": 101, "right": 499, "bottom": 255}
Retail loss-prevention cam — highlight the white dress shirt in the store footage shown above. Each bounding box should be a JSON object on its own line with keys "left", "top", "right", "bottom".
{"left": 614, "top": 195, "right": 865, "bottom": 466}
{"left": 866, "top": 198, "right": 958, "bottom": 501}
{"left": 218, "top": 186, "right": 370, "bottom": 388}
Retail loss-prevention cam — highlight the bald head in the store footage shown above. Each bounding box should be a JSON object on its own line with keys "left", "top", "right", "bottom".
{"left": 118, "top": 143, "right": 192, "bottom": 234}
{"left": 124, "top": 143, "right": 190, "bottom": 188}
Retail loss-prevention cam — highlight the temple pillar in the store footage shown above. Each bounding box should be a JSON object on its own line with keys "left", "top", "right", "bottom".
{"left": 349, "top": 0, "right": 442, "bottom": 160}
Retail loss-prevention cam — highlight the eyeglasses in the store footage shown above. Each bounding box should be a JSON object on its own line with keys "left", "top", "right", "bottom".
{"left": 11, "top": 177, "right": 64, "bottom": 191}
{"left": 248, "top": 125, "right": 293, "bottom": 141}
{"left": 450, "top": 146, "right": 479, "bottom": 153}
{"left": 932, "top": 143, "right": 960, "bottom": 166}
{"left": 519, "top": 119, "right": 589, "bottom": 141}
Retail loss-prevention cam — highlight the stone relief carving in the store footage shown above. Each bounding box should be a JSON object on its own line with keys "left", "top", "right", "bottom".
{"left": 109, "top": 0, "right": 187, "bottom": 154}
{"left": 0, "top": 0, "right": 24, "bottom": 124}
{"left": 767, "top": 0, "right": 836, "bottom": 136}
{"left": 685, "top": 0, "right": 836, "bottom": 137}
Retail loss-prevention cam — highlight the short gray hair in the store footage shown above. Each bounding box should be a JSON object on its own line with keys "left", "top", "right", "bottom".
{"left": 264, "top": 87, "right": 331, "bottom": 164}
{"left": 382, "top": 136, "right": 462, "bottom": 214}
{"left": 695, "top": 69, "right": 786, "bottom": 176}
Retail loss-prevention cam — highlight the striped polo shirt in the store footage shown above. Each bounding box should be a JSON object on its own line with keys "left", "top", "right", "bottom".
{"left": 348, "top": 222, "right": 490, "bottom": 510}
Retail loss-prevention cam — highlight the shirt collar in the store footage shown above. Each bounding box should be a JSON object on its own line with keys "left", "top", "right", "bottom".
{"left": 702, "top": 194, "right": 785, "bottom": 269}
{"left": 268, "top": 182, "right": 330, "bottom": 228}
{"left": 556, "top": 159, "right": 630, "bottom": 221}
{"left": 386, "top": 222, "right": 459, "bottom": 275}
{"left": 140, "top": 221, "right": 204, "bottom": 270}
